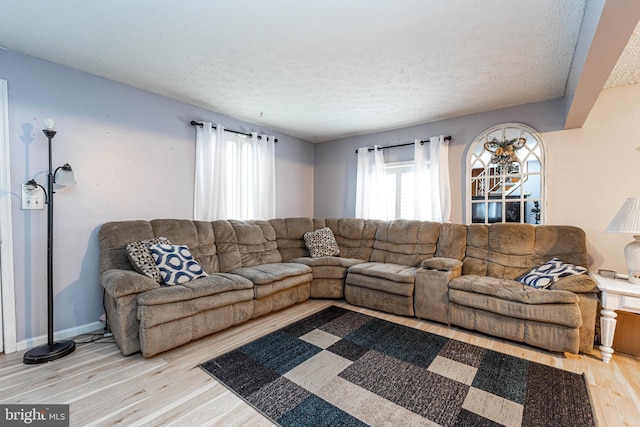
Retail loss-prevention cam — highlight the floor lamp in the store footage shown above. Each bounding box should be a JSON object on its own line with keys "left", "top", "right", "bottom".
{"left": 23, "top": 119, "right": 77, "bottom": 364}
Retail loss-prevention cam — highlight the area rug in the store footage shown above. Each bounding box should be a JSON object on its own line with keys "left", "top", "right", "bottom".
{"left": 199, "top": 306, "right": 596, "bottom": 427}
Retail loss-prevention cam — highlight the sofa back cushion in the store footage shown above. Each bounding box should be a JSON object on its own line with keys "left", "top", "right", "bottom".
{"left": 436, "top": 223, "right": 468, "bottom": 260}
{"left": 213, "top": 220, "right": 282, "bottom": 271}
{"left": 486, "top": 223, "right": 536, "bottom": 279}
{"left": 270, "top": 217, "right": 379, "bottom": 261}
{"left": 99, "top": 220, "right": 156, "bottom": 274}
{"left": 462, "top": 223, "right": 590, "bottom": 280}
{"left": 325, "top": 218, "right": 379, "bottom": 260}
{"left": 533, "top": 225, "right": 590, "bottom": 269}
{"left": 270, "top": 217, "right": 327, "bottom": 260}
{"left": 149, "top": 219, "right": 220, "bottom": 274}
{"left": 370, "top": 220, "right": 440, "bottom": 266}
{"left": 463, "top": 224, "right": 489, "bottom": 276}
{"left": 98, "top": 219, "right": 221, "bottom": 275}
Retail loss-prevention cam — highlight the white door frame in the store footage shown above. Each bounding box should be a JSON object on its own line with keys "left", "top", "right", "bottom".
{"left": 0, "top": 79, "right": 17, "bottom": 354}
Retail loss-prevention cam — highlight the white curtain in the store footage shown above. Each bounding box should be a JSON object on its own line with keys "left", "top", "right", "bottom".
{"left": 194, "top": 124, "right": 276, "bottom": 220}
{"left": 246, "top": 132, "right": 276, "bottom": 220}
{"left": 414, "top": 135, "right": 451, "bottom": 222}
{"left": 355, "top": 145, "right": 387, "bottom": 219}
{"left": 194, "top": 122, "right": 227, "bottom": 220}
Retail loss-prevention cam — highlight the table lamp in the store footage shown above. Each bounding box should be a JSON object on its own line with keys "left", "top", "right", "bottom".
{"left": 606, "top": 197, "right": 640, "bottom": 285}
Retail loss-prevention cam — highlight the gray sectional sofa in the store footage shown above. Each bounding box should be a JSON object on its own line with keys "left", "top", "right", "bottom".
{"left": 98, "top": 218, "right": 599, "bottom": 357}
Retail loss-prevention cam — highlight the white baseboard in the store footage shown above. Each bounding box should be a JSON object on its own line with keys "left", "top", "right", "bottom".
{"left": 16, "top": 321, "right": 105, "bottom": 352}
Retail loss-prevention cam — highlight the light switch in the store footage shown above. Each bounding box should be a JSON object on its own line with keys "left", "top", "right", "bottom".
{"left": 22, "top": 184, "right": 45, "bottom": 210}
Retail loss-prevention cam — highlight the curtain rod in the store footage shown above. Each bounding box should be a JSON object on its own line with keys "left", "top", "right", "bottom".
{"left": 354, "top": 136, "right": 452, "bottom": 153}
{"left": 190, "top": 120, "right": 278, "bottom": 142}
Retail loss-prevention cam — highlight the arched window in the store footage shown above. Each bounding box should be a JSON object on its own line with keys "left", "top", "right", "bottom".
{"left": 466, "top": 123, "right": 545, "bottom": 225}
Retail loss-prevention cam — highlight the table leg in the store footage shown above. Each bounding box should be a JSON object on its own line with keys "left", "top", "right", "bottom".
{"left": 599, "top": 308, "right": 617, "bottom": 363}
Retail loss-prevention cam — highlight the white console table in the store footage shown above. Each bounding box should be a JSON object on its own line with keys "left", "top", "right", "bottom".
{"left": 593, "top": 273, "right": 640, "bottom": 363}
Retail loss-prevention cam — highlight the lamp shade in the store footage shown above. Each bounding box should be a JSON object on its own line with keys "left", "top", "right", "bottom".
{"left": 24, "top": 179, "right": 38, "bottom": 190}
{"left": 55, "top": 163, "right": 77, "bottom": 187}
{"left": 605, "top": 197, "right": 640, "bottom": 234}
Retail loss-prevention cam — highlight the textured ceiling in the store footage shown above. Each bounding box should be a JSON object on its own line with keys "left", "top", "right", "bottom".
{"left": 605, "top": 20, "right": 640, "bottom": 89}
{"left": 0, "top": 0, "right": 634, "bottom": 143}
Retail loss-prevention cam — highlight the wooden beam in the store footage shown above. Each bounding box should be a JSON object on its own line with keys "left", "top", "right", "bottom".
{"left": 564, "top": 0, "right": 640, "bottom": 129}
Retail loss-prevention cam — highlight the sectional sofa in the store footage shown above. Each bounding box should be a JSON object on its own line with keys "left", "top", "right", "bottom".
{"left": 98, "top": 218, "right": 598, "bottom": 358}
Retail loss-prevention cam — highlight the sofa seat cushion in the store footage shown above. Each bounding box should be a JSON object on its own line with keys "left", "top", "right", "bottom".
{"left": 230, "top": 262, "right": 311, "bottom": 285}
{"left": 346, "top": 262, "right": 418, "bottom": 298}
{"left": 346, "top": 273, "right": 414, "bottom": 297}
{"left": 348, "top": 262, "right": 418, "bottom": 284}
{"left": 448, "top": 275, "right": 581, "bottom": 328}
{"left": 449, "top": 275, "right": 579, "bottom": 305}
{"left": 138, "top": 288, "right": 255, "bottom": 329}
{"left": 290, "top": 256, "right": 366, "bottom": 281}
{"left": 231, "top": 262, "right": 313, "bottom": 299}
{"left": 289, "top": 256, "right": 366, "bottom": 268}
{"left": 137, "top": 273, "right": 253, "bottom": 306}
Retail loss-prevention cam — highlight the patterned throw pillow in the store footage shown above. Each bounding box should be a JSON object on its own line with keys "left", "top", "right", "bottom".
{"left": 149, "top": 244, "right": 208, "bottom": 285}
{"left": 519, "top": 257, "right": 588, "bottom": 289}
{"left": 303, "top": 227, "right": 340, "bottom": 258}
{"left": 126, "top": 237, "right": 172, "bottom": 283}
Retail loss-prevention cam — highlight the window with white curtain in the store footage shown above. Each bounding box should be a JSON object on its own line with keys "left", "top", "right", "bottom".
{"left": 224, "top": 131, "right": 275, "bottom": 220}
{"left": 226, "top": 133, "right": 251, "bottom": 219}
{"left": 194, "top": 123, "right": 275, "bottom": 221}
{"left": 356, "top": 135, "right": 449, "bottom": 222}
{"left": 384, "top": 161, "right": 419, "bottom": 220}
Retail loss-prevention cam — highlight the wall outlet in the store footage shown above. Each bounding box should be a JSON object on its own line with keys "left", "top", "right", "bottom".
{"left": 22, "top": 184, "right": 45, "bottom": 210}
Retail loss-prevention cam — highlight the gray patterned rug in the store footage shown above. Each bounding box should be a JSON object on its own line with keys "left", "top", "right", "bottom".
{"left": 199, "top": 306, "right": 596, "bottom": 427}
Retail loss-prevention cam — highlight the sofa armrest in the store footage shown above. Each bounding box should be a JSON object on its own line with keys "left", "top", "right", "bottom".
{"left": 548, "top": 274, "right": 598, "bottom": 353}
{"left": 100, "top": 269, "right": 161, "bottom": 298}
{"left": 414, "top": 258, "right": 463, "bottom": 324}
{"left": 548, "top": 274, "right": 598, "bottom": 294}
{"left": 421, "top": 257, "right": 463, "bottom": 273}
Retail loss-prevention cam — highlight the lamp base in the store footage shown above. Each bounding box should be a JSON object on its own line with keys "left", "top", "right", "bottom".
{"left": 625, "top": 236, "right": 640, "bottom": 285}
{"left": 23, "top": 340, "right": 76, "bottom": 364}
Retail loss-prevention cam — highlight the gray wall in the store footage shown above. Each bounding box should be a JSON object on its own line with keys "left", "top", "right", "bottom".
{"left": 1, "top": 49, "right": 314, "bottom": 343}
{"left": 313, "top": 98, "right": 565, "bottom": 222}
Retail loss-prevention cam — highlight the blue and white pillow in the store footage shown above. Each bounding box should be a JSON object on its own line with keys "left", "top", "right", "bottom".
{"left": 149, "top": 244, "right": 208, "bottom": 285}
{"left": 519, "top": 257, "right": 587, "bottom": 289}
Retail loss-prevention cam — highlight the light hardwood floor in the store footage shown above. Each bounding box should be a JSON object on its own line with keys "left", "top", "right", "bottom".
{"left": 1, "top": 300, "right": 639, "bottom": 426}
